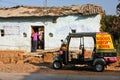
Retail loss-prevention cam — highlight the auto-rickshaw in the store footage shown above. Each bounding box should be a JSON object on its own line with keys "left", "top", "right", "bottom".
{"left": 53, "top": 32, "right": 117, "bottom": 72}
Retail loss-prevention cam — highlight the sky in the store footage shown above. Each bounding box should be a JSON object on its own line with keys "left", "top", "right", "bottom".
{"left": 0, "top": 0, "right": 119, "bottom": 15}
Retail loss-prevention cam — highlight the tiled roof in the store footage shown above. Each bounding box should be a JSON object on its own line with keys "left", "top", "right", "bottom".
{"left": 0, "top": 4, "right": 103, "bottom": 18}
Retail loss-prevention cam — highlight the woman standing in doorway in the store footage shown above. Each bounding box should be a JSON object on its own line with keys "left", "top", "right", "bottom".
{"left": 31, "top": 30, "right": 42, "bottom": 52}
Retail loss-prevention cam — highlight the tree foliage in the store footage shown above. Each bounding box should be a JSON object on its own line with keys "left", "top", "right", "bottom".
{"left": 101, "top": 15, "right": 120, "bottom": 40}
{"left": 117, "top": 0, "right": 120, "bottom": 15}
{"left": 101, "top": 1, "right": 120, "bottom": 53}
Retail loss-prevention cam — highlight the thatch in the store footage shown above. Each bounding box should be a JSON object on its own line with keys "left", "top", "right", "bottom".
{"left": 0, "top": 4, "right": 103, "bottom": 18}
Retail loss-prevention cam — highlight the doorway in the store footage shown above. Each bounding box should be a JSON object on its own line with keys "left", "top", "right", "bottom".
{"left": 31, "top": 26, "right": 44, "bottom": 52}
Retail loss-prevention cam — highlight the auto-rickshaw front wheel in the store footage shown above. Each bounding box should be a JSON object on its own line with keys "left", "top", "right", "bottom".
{"left": 53, "top": 61, "right": 62, "bottom": 69}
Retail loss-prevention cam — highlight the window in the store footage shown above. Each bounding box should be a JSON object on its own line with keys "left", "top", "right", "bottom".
{"left": 0, "top": 29, "right": 4, "bottom": 37}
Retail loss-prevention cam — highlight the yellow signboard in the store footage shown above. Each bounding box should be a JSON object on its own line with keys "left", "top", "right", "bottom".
{"left": 96, "top": 33, "right": 114, "bottom": 49}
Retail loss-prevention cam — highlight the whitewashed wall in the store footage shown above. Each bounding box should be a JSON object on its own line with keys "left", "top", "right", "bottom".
{"left": 0, "top": 18, "right": 45, "bottom": 51}
{"left": 45, "top": 14, "right": 101, "bottom": 49}
{"left": 0, "top": 14, "right": 101, "bottom": 52}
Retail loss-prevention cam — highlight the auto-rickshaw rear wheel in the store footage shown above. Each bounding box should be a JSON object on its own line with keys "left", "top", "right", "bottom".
{"left": 94, "top": 62, "right": 105, "bottom": 72}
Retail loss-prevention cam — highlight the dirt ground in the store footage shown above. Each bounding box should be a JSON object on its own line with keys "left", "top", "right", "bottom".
{"left": 0, "top": 50, "right": 120, "bottom": 75}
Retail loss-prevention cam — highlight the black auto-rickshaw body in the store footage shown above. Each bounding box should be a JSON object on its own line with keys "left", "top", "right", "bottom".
{"left": 53, "top": 32, "right": 117, "bottom": 72}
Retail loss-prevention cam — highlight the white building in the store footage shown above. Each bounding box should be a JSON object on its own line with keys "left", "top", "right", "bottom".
{"left": 0, "top": 4, "right": 103, "bottom": 52}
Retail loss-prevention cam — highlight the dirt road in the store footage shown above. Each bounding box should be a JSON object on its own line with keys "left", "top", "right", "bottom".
{"left": 0, "top": 63, "right": 120, "bottom": 76}
{"left": 0, "top": 50, "right": 120, "bottom": 77}
{"left": 0, "top": 72, "right": 120, "bottom": 80}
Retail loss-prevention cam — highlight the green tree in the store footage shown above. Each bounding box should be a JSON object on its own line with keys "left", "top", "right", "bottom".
{"left": 101, "top": 15, "right": 120, "bottom": 53}
{"left": 101, "top": 1, "right": 120, "bottom": 53}
{"left": 117, "top": 0, "right": 120, "bottom": 15}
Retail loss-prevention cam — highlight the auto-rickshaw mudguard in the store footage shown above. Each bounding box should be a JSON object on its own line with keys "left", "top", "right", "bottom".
{"left": 53, "top": 56, "right": 63, "bottom": 62}
{"left": 93, "top": 58, "right": 106, "bottom": 66}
